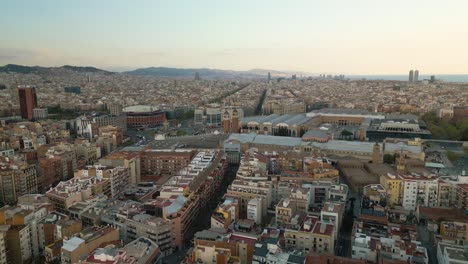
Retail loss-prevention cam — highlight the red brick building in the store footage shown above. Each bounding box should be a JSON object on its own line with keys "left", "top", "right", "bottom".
{"left": 123, "top": 105, "right": 166, "bottom": 129}
{"left": 140, "top": 149, "right": 195, "bottom": 182}
{"left": 18, "top": 86, "right": 37, "bottom": 120}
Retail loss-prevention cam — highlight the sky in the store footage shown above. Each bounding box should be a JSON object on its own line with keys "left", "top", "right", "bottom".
{"left": 1, "top": 0, "right": 468, "bottom": 74}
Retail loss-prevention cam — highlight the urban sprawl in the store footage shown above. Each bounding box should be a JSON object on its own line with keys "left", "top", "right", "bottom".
{"left": 0, "top": 69, "right": 467, "bottom": 264}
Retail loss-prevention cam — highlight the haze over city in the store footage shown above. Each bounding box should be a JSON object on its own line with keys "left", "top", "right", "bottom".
{"left": 1, "top": 0, "right": 468, "bottom": 74}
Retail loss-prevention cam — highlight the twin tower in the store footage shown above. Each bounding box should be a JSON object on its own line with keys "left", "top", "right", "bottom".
{"left": 409, "top": 70, "right": 419, "bottom": 82}
{"left": 223, "top": 108, "right": 239, "bottom": 134}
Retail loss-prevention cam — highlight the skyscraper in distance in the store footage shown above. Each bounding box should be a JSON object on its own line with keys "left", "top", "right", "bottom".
{"left": 18, "top": 85, "right": 37, "bottom": 120}
{"left": 409, "top": 70, "right": 414, "bottom": 82}
{"left": 268, "top": 72, "right": 271, "bottom": 82}
{"left": 414, "top": 70, "right": 419, "bottom": 82}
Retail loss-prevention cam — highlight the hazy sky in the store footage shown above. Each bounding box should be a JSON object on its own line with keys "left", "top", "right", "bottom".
{"left": 1, "top": 0, "right": 468, "bottom": 74}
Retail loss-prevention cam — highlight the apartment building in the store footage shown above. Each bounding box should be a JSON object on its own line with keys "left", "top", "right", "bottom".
{"left": 61, "top": 226, "right": 119, "bottom": 264}
{"left": 352, "top": 234, "right": 428, "bottom": 264}
{"left": 75, "top": 114, "right": 127, "bottom": 138}
{"left": 81, "top": 246, "right": 135, "bottom": 264}
{"left": 284, "top": 214, "right": 335, "bottom": 255}
{"left": 76, "top": 140, "right": 100, "bottom": 165}
{"left": 211, "top": 196, "right": 240, "bottom": 229}
{"left": 276, "top": 198, "right": 297, "bottom": 226}
{"left": 38, "top": 212, "right": 69, "bottom": 252}
{"left": 328, "top": 183, "right": 349, "bottom": 203}
{"left": 38, "top": 145, "right": 78, "bottom": 190}
{"left": 46, "top": 176, "right": 110, "bottom": 214}
{"left": 247, "top": 198, "right": 263, "bottom": 224}
{"left": 380, "top": 173, "right": 402, "bottom": 206}
{"left": 98, "top": 125, "right": 123, "bottom": 146}
{"left": 99, "top": 151, "right": 141, "bottom": 186}
{"left": 227, "top": 180, "right": 273, "bottom": 219}
{"left": 437, "top": 242, "right": 468, "bottom": 264}
{"left": 149, "top": 150, "right": 224, "bottom": 250}
{"left": 400, "top": 175, "right": 439, "bottom": 211}
{"left": 5, "top": 225, "right": 32, "bottom": 264}
{"left": 457, "top": 184, "right": 468, "bottom": 212}
{"left": 44, "top": 218, "right": 83, "bottom": 262}
{"left": 123, "top": 237, "right": 163, "bottom": 264}
{"left": 76, "top": 165, "right": 129, "bottom": 198}
{"left": 140, "top": 149, "right": 195, "bottom": 180}
{"left": 320, "top": 202, "right": 343, "bottom": 235}
{"left": 191, "top": 229, "right": 256, "bottom": 264}
{"left": 0, "top": 204, "right": 53, "bottom": 259}
{"left": 0, "top": 157, "right": 38, "bottom": 205}
{"left": 306, "top": 181, "right": 332, "bottom": 209}
{"left": 162, "top": 194, "right": 200, "bottom": 250}
{"left": 125, "top": 213, "right": 172, "bottom": 257}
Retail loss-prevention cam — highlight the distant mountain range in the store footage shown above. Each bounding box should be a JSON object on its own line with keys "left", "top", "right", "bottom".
{"left": 124, "top": 67, "right": 295, "bottom": 79}
{"left": 0, "top": 64, "right": 303, "bottom": 79}
{"left": 0, "top": 64, "right": 112, "bottom": 75}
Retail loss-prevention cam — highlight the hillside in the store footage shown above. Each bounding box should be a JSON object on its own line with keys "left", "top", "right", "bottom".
{"left": 0, "top": 64, "right": 112, "bottom": 75}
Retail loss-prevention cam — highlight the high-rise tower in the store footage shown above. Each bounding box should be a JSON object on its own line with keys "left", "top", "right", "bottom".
{"left": 231, "top": 109, "right": 239, "bottom": 133}
{"left": 409, "top": 70, "right": 414, "bottom": 82}
{"left": 223, "top": 110, "right": 231, "bottom": 134}
{"left": 18, "top": 86, "right": 37, "bottom": 120}
{"left": 414, "top": 70, "right": 419, "bottom": 82}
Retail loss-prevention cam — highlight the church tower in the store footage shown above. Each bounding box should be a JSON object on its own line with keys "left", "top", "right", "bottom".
{"left": 396, "top": 150, "right": 406, "bottom": 175}
{"left": 372, "top": 142, "right": 381, "bottom": 164}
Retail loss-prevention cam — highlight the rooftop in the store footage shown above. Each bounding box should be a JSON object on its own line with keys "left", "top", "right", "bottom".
{"left": 227, "top": 133, "right": 422, "bottom": 154}
{"left": 62, "top": 237, "right": 85, "bottom": 252}
{"left": 418, "top": 207, "right": 468, "bottom": 223}
{"left": 122, "top": 105, "right": 160, "bottom": 113}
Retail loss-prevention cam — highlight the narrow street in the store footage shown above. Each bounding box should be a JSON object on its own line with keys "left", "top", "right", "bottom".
{"left": 335, "top": 177, "right": 361, "bottom": 258}
{"left": 335, "top": 197, "right": 355, "bottom": 257}
{"left": 417, "top": 224, "right": 437, "bottom": 264}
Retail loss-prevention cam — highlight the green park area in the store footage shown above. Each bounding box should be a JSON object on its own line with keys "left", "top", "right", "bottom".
{"left": 423, "top": 112, "right": 468, "bottom": 141}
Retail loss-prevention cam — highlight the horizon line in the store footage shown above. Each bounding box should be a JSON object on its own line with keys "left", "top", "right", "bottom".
{"left": 1, "top": 63, "right": 468, "bottom": 76}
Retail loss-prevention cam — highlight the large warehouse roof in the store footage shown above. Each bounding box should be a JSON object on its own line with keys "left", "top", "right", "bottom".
{"left": 241, "top": 114, "right": 311, "bottom": 127}
{"left": 227, "top": 133, "right": 422, "bottom": 154}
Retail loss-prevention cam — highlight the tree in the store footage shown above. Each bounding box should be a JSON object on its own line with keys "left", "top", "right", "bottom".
{"left": 423, "top": 111, "right": 468, "bottom": 141}
{"left": 446, "top": 125, "right": 461, "bottom": 140}
{"left": 383, "top": 154, "right": 395, "bottom": 164}
{"left": 447, "top": 151, "right": 460, "bottom": 162}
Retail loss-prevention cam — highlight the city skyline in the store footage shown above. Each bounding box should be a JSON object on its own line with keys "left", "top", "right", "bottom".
{"left": 1, "top": 0, "right": 468, "bottom": 74}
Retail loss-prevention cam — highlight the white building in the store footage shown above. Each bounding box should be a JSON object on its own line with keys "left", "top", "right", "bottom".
{"left": 352, "top": 233, "right": 429, "bottom": 264}
{"left": 247, "top": 198, "right": 262, "bottom": 224}
{"left": 328, "top": 183, "right": 349, "bottom": 203}
{"left": 33, "top": 108, "right": 48, "bottom": 120}
{"left": 437, "top": 242, "right": 468, "bottom": 264}
{"left": 206, "top": 107, "right": 222, "bottom": 127}
{"left": 401, "top": 175, "right": 439, "bottom": 211}
{"left": 320, "top": 202, "right": 342, "bottom": 239}
{"left": 0, "top": 228, "right": 6, "bottom": 264}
